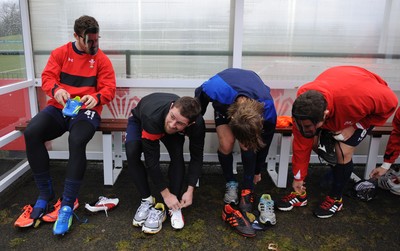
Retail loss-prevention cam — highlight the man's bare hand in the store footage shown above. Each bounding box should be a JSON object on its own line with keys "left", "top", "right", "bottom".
{"left": 161, "top": 188, "right": 182, "bottom": 211}
{"left": 180, "top": 187, "right": 194, "bottom": 208}
{"left": 292, "top": 180, "right": 306, "bottom": 194}
{"left": 369, "top": 166, "right": 389, "bottom": 179}
{"left": 253, "top": 174, "right": 261, "bottom": 184}
{"left": 81, "top": 95, "right": 98, "bottom": 109}
{"left": 54, "top": 89, "right": 70, "bottom": 107}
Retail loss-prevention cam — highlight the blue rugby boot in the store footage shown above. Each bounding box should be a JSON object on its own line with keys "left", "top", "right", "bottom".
{"left": 53, "top": 205, "right": 73, "bottom": 235}
{"left": 62, "top": 97, "right": 83, "bottom": 117}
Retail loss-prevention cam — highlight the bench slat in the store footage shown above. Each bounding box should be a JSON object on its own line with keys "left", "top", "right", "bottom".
{"left": 15, "top": 119, "right": 393, "bottom": 135}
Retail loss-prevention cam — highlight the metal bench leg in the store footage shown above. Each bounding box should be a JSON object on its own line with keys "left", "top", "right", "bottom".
{"left": 102, "top": 132, "right": 114, "bottom": 186}
{"left": 233, "top": 152, "right": 240, "bottom": 174}
{"left": 112, "top": 132, "right": 124, "bottom": 184}
{"left": 267, "top": 133, "right": 291, "bottom": 188}
{"left": 113, "top": 132, "right": 123, "bottom": 168}
{"left": 267, "top": 135, "right": 279, "bottom": 186}
{"left": 276, "top": 134, "right": 291, "bottom": 188}
{"left": 0, "top": 159, "right": 30, "bottom": 193}
{"left": 365, "top": 135, "right": 381, "bottom": 179}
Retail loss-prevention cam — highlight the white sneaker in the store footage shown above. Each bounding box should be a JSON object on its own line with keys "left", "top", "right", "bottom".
{"left": 258, "top": 194, "right": 276, "bottom": 225}
{"left": 142, "top": 203, "right": 166, "bottom": 234}
{"left": 169, "top": 209, "right": 184, "bottom": 230}
{"left": 388, "top": 177, "right": 400, "bottom": 195}
{"left": 132, "top": 196, "right": 155, "bottom": 227}
{"left": 224, "top": 181, "right": 239, "bottom": 204}
{"left": 378, "top": 169, "right": 400, "bottom": 190}
{"left": 85, "top": 196, "right": 119, "bottom": 214}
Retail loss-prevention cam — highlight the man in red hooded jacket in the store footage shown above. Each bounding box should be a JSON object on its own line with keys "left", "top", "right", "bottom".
{"left": 370, "top": 107, "right": 400, "bottom": 195}
{"left": 370, "top": 107, "right": 400, "bottom": 179}
{"left": 276, "top": 66, "right": 397, "bottom": 218}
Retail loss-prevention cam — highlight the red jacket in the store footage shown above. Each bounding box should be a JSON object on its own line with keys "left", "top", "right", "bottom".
{"left": 41, "top": 42, "right": 116, "bottom": 115}
{"left": 292, "top": 66, "right": 398, "bottom": 181}
{"left": 383, "top": 107, "right": 400, "bottom": 164}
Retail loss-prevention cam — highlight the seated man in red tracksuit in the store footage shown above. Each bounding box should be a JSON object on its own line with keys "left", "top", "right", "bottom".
{"left": 14, "top": 15, "right": 116, "bottom": 235}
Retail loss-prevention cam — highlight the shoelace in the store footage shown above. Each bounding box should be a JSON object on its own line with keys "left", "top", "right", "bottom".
{"left": 58, "top": 208, "right": 88, "bottom": 224}
{"left": 355, "top": 180, "right": 375, "bottom": 191}
{"left": 169, "top": 209, "right": 184, "bottom": 224}
{"left": 226, "top": 184, "right": 237, "bottom": 192}
{"left": 138, "top": 201, "right": 152, "bottom": 215}
{"left": 320, "top": 197, "right": 337, "bottom": 210}
{"left": 58, "top": 209, "right": 72, "bottom": 223}
{"left": 97, "top": 196, "right": 110, "bottom": 217}
{"left": 139, "top": 201, "right": 152, "bottom": 210}
{"left": 283, "top": 192, "right": 298, "bottom": 202}
{"left": 147, "top": 208, "right": 162, "bottom": 222}
{"left": 260, "top": 200, "right": 274, "bottom": 213}
{"left": 73, "top": 211, "right": 89, "bottom": 224}
{"left": 22, "top": 205, "right": 32, "bottom": 218}
{"left": 227, "top": 183, "right": 237, "bottom": 188}
{"left": 169, "top": 209, "right": 180, "bottom": 217}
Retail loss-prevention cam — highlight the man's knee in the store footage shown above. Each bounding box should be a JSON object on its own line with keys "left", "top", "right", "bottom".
{"left": 24, "top": 126, "right": 37, "bottom": 142}
{"left": 218, "top": 139, "right": 234, "bottom": 154}
{"left": 336, "top": 143, "right": 355, "bottom": 164}
{"left": 68, "top": 133, "right": 92, "bottom": 147}
{"left": 69, "top": 124, "right": 95, "bottom": 147}
{"left": 218, "top": 132, "right": 235, "bottom": 153}
{"left": 125, "top": 140, "right": 142, "bottom": 160}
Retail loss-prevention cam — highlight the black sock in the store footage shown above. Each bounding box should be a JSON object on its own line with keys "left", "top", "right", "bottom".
{"left": 61, "top": 178, "right": 82, "bottom": 208}
{"left": 33, "top": 170, "right": 54, "bottom": 202}
{"left": 330, "top": 160, "right": 354, "bottom": 199}
{"left": 241, "top": 150, "right": 256, "bottom": 190}
{"left": 218, "top": 150, "right": 236, "bottom": 182}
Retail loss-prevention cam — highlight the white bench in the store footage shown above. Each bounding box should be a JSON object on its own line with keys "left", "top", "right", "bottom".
{"left": 266, "top": 123, "right": 394, "bottom": 187}
{"left": 15, "top": 120, "right": 393, "bottom": 187}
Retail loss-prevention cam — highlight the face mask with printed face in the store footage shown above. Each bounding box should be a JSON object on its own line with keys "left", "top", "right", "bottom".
{"left": 292, "top": 112, "right": 323, "bottom": 138}
{"left": 293, "top": 118, "right": 319, "bottom": 138}
{"left": 83, "top": 27, "right": 100, "bottom": 55}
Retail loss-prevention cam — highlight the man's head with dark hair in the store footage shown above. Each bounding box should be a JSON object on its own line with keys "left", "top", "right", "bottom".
{"left": 164, "top": 96, "right": 201, "bottom": 134}
{"left": 292, "top": 90, "right": 326, "bottom": 123}
{"left": 173, "top": 96, "right": 201, "bottom": 123}
{"left": 73, "top": 15, "right": 100, "bottom": 55}
{"left": 292, "top": 90, "right": 327, "bottom": 138}
{"left": 74, "top": 15, "right": 99, "bottom": 35}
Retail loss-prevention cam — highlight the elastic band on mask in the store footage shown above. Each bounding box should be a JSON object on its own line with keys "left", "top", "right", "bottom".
{"left": 84, "top": 27, "right": 99, "bottom": 36}
{"left": 292, "top": 113, "right": 319, "bottom": 125}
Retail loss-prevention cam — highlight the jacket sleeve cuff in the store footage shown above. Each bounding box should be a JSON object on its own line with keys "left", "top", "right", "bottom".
{"left": 381, "top": 162, "right": 392, "bottom": 170}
